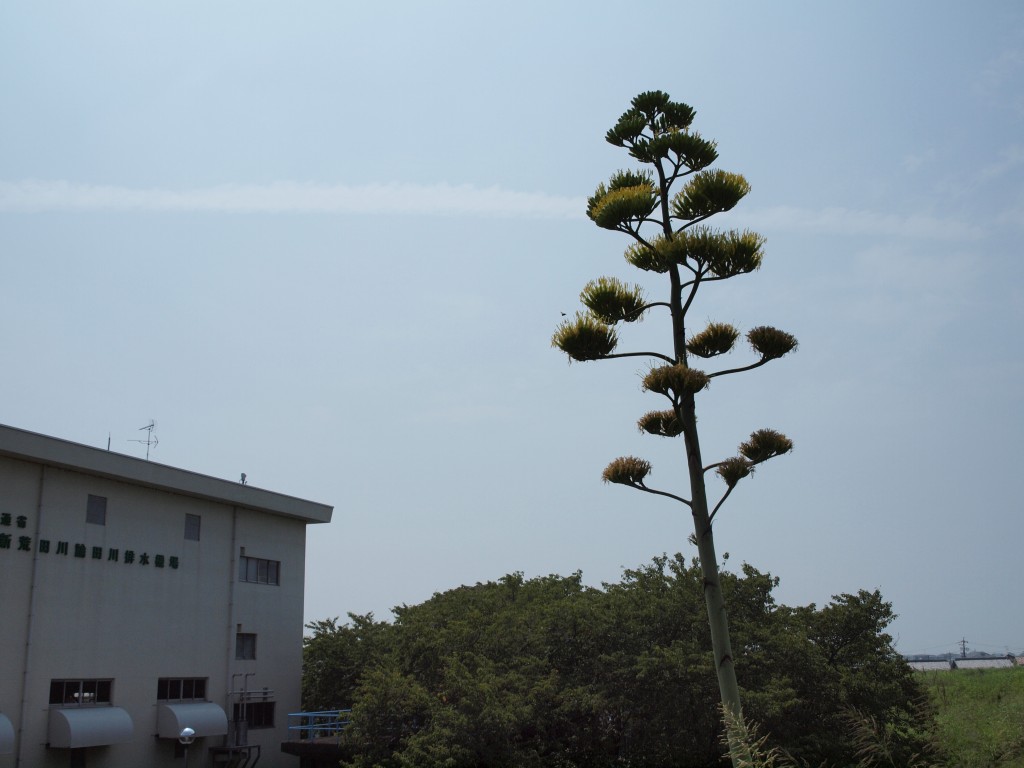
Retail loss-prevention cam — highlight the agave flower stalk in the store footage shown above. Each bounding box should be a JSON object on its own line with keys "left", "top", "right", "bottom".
{"left": 552, "top": 91, "right": 797, "bottom": 767}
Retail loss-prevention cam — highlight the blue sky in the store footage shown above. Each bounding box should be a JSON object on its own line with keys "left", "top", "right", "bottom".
{"left": 2, "top": 1, "right": 1022, "bottom": 658}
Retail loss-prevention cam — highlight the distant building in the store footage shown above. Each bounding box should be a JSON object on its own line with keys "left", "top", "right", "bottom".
{"left": 908, "top": 657, "right": 1016, "bottom": 672}
{"left": 0, "top": 424, "right": 333, "bottom": 767}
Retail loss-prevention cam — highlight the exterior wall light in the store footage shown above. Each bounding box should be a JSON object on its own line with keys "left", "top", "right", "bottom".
{"left": 178, "top": 726, "right": 195, "bottom": 768}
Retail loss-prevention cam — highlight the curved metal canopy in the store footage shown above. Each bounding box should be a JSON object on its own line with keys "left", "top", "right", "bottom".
{"left": 47, "top": 707, "right": 133, "bottom": 749}
{"left": 157, "top": 702, "right": 228, "bottom": 739}
{"left": 0, "top": 713, "right": 14, "bottom": 755}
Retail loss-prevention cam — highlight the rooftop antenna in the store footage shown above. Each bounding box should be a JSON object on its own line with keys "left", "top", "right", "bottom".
{"left": 130, "top": 420, "right": 159, "bottom": 460}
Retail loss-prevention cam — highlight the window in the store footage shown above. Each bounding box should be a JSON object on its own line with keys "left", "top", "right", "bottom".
{"left": 157, "top": 677, "right": 207, "bottom": 701}
{"left": 239, "top": 555, "right": 280, "bottom": 585}
{"left": 233, "top": 701, "right": 275, "bottom": 729}
{"left": 50, "top": 679, "right": 112, "bottom": 706}
{"left": 86, "top": 495, "right": 107, "bottom": 525}
{"left": 236, "top": 632, "right": 257, "bottom": 660}
{"left": 184, "top": 513, "right": 201, "bottom": 541}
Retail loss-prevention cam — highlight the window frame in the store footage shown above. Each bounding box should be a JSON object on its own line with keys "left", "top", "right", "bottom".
{"left": 49, "top": 679, "right": 113, "bottom": 707}
{"left": 238, "top": 555, "right": 280, "bottom": 585}
{"left": 235, "top": 632, "right": 257, "bottom": 661}
{"left": 156, "top": 677, "right": 208, "bottom": 702}
{"left": 233, "top": 701, "right": 275, "bottom": 730}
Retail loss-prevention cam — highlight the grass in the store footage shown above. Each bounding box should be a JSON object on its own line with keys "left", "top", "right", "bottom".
{"left": 727, "top": 667, "right": 1024, "bottom": 768}
{"left": 921, "top": 665, "right": 1024, "bottom": 767}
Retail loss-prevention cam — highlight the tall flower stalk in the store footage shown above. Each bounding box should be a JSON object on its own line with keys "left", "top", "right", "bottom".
{"left": 553, "top": 91, "right": 797, "bottom": 766}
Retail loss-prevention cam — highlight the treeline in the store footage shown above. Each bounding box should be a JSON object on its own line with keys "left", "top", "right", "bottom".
{"left": 303, "top": 555, "right": 931, "bottom": 767}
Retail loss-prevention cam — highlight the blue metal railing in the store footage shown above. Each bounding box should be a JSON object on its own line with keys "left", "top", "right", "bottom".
{"left": 286, "top": 710, "right": 352, "bottom": 742}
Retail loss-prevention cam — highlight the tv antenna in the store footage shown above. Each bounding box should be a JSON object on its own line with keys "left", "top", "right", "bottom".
{"left": 130, "top": 420, "right": 159, "bottom": 460}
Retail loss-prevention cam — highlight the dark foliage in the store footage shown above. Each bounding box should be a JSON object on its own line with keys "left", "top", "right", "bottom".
{"left": 303, "top": 557, "right": 930, "bottom": 768}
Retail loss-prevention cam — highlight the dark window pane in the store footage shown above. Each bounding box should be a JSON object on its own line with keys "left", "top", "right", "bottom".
{"left": 184, "top": 514, "right": 201, "bottom": 541}
{"left": 157, "top": 679, "right": 168, "bottom": 699}
{"left": 182, "top": 679, "right": 194, "bottom": 699}
{"left": 233, "top": 701, "right": 275, "bottom": 729}
{"left": 239, "top": 555, "right": 280, "bottom": 586}
{"left": 236, "top": 633, "right": 256, "bottom": 660}
{"left": 195, "top": 679, "right": 206, "bottom": 700}
{"left": 86, "top": 495, "right": 107, "bottom": 525}
{"left": 258, "top": 702, "right": 275, "bottom": 728}
{"left": 50, "top": 679, "right": 113, "bottom": 707}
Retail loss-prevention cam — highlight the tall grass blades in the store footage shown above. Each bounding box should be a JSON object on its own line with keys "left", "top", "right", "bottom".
{"left": 920, "top": 666, "right": 1024, "bottom": 768}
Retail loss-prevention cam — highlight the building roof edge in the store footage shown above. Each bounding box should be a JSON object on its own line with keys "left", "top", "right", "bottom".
{"left": 0, "top": 423, "right": 333, "bottom": 524}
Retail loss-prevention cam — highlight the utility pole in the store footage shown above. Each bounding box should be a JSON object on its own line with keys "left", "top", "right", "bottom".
{"left": 959, "top": 637, "right": 969, "bottom": 659}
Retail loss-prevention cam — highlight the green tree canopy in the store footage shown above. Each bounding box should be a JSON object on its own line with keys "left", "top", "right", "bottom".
{"left": 304, "top": 558, "right": 928, "bottom": 768}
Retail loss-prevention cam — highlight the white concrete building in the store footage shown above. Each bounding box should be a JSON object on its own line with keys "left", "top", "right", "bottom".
{"left": 0, "top": 424, "right": 333, "bottom": 768}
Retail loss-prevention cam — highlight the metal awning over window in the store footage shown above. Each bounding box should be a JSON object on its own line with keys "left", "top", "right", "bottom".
{"left": 47, "top": 707, "right": 133, "bottom": 748}
{"left": 157, "top": 702, "right": 228, "bottom": 738}
{"left": 0, "top": 713, "right": 15, "bottom": 755}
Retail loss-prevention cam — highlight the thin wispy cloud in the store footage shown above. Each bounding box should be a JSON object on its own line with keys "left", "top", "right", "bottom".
{"left": 742, "top": 205, "right": 983, "bottom": 240}
{"left": 0, "top": 180, "right": 586, "bottom": 219}
{"left": 977, "top": 44, "right": 1024, "bottom": 117}
{"left": 1, "top": 180, "right": 984, "bottom": 241}
{"left": 977, "top": 144, "right": 1024, "bottom": 182}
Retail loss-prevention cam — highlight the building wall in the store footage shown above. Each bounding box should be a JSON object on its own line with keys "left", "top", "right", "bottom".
{"left": 0, "top": 448, "right": 321, "bottom": 768}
